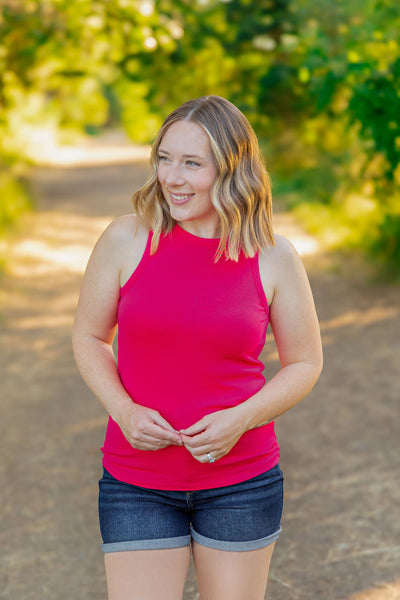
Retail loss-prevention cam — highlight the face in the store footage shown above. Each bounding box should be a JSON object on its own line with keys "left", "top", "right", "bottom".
{"left": 157, "top": 120, "right": 219, "bottom": 237}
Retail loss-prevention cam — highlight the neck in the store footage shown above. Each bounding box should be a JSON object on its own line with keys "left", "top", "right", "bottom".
{"left": 176, "top": 221, "right": 221, "bottom": 239}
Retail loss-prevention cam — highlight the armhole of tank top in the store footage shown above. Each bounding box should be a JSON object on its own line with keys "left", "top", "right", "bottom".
{"left": 120, "top": 230, "right": 152, "bottom": 297}
{"left": 251, "top": 253, "right": 270, "bottom": 318}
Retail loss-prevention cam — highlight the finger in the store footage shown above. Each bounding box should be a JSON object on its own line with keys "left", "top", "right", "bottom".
{"left": 181, "top": 427, "right": 216, "bottom": 447}
{"left": 152, "top": 412, "right": 180, "bottom": 434}
{"left": 180, "top": 433, "right": 209, "bottom": 451}
{"left": 124, "top": 425, "right": 178, "bottom": 449}
{"left": 181, "top": 436, "right": 219, "bottom": 459}
{"left": 190, "top": 451, "right": 219, "bottom": 464}
{"left": 133, "top": 440, "right": 170, "bottom": 451}
{"left": 182, "top": 435, "right": 210, "bottom": 454}
{"left": 186, "top": 448, "right": 215, "bottom": 461}
{"left": 144, "top": 423, "right": 182, "bottom": 445}
{"left": 128, "top": 428, "right": 178, "bottom": 450}
{"left": 180, "top": 419, "right": 207, "bottom": 436}
{"left": 151, "top": 415, "right": 182, "bottom": 445}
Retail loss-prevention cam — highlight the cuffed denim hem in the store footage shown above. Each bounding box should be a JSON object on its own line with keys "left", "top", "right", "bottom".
{"left": 190, "top": 526, "right": 282, "bottom": 552}
{"left": 101, "top": 534, "right": 191, "bottom": 553}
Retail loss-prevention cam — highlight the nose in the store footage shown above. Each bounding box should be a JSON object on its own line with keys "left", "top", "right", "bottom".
{"left": 165, "top": 163, "right": 185, "bottom": 186}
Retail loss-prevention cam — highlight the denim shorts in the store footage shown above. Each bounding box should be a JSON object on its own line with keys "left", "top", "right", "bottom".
{"left": 98, "top": 463, "right": 283, "bottom": 553}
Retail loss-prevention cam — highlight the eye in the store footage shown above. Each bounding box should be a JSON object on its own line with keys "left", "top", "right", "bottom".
{"left": 186, "top": 160, "right": 200, "bottom": 167}
{"left": 158, "top": 154, "right": 169, "bottom": 162}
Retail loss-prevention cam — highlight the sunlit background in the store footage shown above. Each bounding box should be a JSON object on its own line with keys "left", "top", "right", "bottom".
{"left": 1, "top": 0, "right": 400, "bottom": 275}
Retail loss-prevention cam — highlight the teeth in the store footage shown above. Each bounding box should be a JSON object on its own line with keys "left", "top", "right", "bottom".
{"left": 171, "top": 193, "right": 193, "bottom": 200}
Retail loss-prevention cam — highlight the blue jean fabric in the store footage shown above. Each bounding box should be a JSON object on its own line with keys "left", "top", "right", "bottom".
{"left": 98, "top": 463, "right": 283, "bottom": 553}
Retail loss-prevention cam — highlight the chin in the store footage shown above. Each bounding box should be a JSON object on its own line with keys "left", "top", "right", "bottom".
{"left": 169, "top": 208, "right": 192, "bottom": 222}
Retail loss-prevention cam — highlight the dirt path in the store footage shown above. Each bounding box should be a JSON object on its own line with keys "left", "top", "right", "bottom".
{"left": 0, "top": 139, "right": 399, "bottom": 600}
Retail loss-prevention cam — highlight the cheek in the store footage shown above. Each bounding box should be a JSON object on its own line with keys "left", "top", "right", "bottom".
{"left": 200, "top": 178, "right": 215, "bottom": 197}
{"left": 195, "top": 171, "right": 214, "bottom": 190}
{"left": 157, "top": 163, "right": 170, "bottom": 184}
{"left": 202, "top": 169, "right": 217, "bottom": 193}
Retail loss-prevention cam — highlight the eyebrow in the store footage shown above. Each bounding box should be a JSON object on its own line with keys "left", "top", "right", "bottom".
{"left": 158, "top": 149, "right": 204, "bottom": 160}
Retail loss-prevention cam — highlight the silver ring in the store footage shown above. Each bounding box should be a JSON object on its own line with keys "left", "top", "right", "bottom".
{"left": 207, "top": 453, "right": 216, "bottom": 463}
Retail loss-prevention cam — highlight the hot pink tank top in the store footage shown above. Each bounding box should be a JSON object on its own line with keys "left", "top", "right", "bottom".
{"left": 101, "top": 224, "right": 280, "bottom": 490}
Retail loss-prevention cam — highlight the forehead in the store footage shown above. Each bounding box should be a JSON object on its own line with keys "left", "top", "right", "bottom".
{"left": 160, "top": 120, "right": 212, "bottom": 156}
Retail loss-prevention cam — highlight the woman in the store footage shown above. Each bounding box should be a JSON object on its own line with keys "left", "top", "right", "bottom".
{"left": 72, "top": 95, "right": 323, "bottom": 600}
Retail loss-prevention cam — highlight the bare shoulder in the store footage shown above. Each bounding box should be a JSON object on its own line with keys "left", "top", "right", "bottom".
{"left": 261, "top": 234, "right": 305, "bottom": 276}
{"left": 84, "top": 214, "right": 149, "bottom": 287}
{"left": 102, "top": 214, "right": 150, "bottom": 287}
{"left": 94, "top": 214, "right": 148, "bottom": 261}
{"left": 258, "top": 234, "right": 308, "bottom": 306}
{"left": 101, "top": 214, "right": 148, "bottom": 248}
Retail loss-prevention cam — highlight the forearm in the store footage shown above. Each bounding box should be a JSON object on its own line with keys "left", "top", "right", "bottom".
{"left": 72, "top": 333, "right": 133, "bottom": 424}
{"left": 235, "top": 360, "right": 322, "bottom": 432}
{"left": 72, "top": 332, "right": 183, "bottom": 449}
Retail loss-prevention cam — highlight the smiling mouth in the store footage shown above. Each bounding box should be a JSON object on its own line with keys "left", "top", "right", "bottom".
{"left": 170, "top": 192, "right": 195, "bottom": 205}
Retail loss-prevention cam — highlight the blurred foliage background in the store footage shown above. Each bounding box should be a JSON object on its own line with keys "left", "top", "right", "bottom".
{"left": 1, "top": 0, "right": 399, "bottom": 276}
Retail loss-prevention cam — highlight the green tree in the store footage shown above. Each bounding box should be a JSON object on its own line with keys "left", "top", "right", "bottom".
{"left": 0, "top": 0, "right": 399, "bottom": 273}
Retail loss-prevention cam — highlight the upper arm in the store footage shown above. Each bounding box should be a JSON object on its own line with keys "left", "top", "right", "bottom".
{"left": 72, "top": 215, "right": 146, "bottom": 345}
{"left": 260, "top": 235, "right": 323, "bottom": 370}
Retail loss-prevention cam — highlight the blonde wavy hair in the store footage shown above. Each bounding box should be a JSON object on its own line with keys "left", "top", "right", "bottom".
{"left": 132, "top": 95, "right": 274, "bottom": 261}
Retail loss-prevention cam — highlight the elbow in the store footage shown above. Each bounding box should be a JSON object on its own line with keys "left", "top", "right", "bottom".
{"left": 298, "top": 350, "right": 323, "bottom": 391}
{"left": 310, "top": 348, "right": 323, "bottom": 388}
{"left": 300, "top": 355, "right": 323, "bottom": 399}
{"left": 71, "top": 320, "right": 116, "bottom": 361}
{"left": 71, "top": 318, "right": 94, "bottom": 364}
{"left": 71, "top": 325, "right": 85, "bottom": 366}
{"left": 71, "top": 318, "right": 83, "bottom": 355}
{"left": 316, "top": 347, "right": 324, "bottom": 378}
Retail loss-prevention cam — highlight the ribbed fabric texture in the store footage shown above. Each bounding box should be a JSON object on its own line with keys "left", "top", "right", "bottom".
{"left": 102, "top": 224, "right": 279, "bottom": 490}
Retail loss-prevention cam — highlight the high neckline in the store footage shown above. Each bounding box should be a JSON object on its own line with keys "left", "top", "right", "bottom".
{"left": 175, "top": 223, "right": 221, "bottom": 243}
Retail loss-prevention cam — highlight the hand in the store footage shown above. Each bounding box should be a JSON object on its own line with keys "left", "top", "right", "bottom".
{"left": 116, "top": 403, "right": 183, "bottom": 451}
{"left": 180, "top": 408, "right": 246, "bottom": 463}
